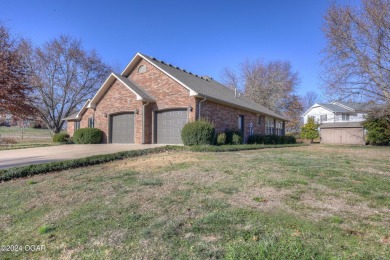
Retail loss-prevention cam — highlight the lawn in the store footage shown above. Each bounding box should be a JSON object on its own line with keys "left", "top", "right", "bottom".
{"left": 0, "top": 145, "right": 389, "bottom": 259}
{"left": 0, "top": 127, "right": 57, "bottom": 150}
{"left": 0, "top": 126, "right": 52, "bottom": 138}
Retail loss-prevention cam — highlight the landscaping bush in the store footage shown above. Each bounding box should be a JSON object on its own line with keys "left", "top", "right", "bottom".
{"left": 52, "top": 133, "right": 70, "bottom": 143}
{"left": 247, "top": 134, "right": 296, "bottom": 144}
{"left": 73, "top": 128, "right": 103, "bottom": 144}
{"left": 216, "top": 132, "right": 226, "bottom": 145}
{"left": 232, "top": 133, "right": 243, "bottom": 144}
{"left": 225, "top": 129, "right": 243, "bottom": 145}
{"left": 181, "top": 120, "right": 215, "bottom": 146}
{"left": 363, "top": 115, "right": 390, "bottom": 145}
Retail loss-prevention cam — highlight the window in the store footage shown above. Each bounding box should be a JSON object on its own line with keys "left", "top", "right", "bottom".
{"left": 266, "top": 117, "right": 274, "bottom": 135}
{"left": 275, "top": 121, "right": 283, "bottom": 136}
{"left": 74, "top": 121, "right": 80, "bottom": 131}
{"left": 320, "top": 114, "right": 327, "bottom": 123}
{"left": 88, "top": 117, "right": 94, "bottom": 128}
{"left": 137, "top": 64, "right": 146, "bottom": 73}
{"left": 342, "top": 114, "right": 350, "bottom": 121}
{"left": 257, "top": 116, "right": 262, "bottom": 126}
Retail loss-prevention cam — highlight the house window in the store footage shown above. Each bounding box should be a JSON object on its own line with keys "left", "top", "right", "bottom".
{"left": 88, "top": 117, "right": 94, "bottom": 128}
{"left": 138, "top": 65, "right": 146, "bottom": 73}
{"left": 342, "top": 114, "right": 350, "bottom": 121}
{"left": 320, "top": 114, "right": 327, "bottom": 123}
{"left": 74, "top": 121, "right": 80, "bottom": 131}
{"left": 266, "top": 117, "right": 274, "bottom": 135}
{"left": 257, "top": 116, "right": 262, "bottom": 126}
{"left": 275, "top": 121, "right": 283, "bottom": 136}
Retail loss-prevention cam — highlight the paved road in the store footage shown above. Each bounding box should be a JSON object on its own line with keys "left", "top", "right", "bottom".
{"left": 0, "top": 144, "right": 164, "bottom": 170}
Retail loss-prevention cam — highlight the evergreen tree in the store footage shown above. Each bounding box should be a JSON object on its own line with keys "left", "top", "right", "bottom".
{"left": 301, "top": 117, "right": 319, "bottom": 143}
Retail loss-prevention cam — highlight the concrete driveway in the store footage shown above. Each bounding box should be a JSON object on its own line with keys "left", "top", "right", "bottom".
{"left": 0, "top": 144, "right": 164, "bottom": 170}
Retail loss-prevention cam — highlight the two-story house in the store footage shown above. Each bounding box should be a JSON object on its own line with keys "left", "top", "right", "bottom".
{"left": 302, "top": 101, "right": 375, "bottom": 145}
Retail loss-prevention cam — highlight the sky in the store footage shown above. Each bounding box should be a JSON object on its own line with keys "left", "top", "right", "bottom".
{"left": 0, "top": 0, "right": 356, "bottom": 99}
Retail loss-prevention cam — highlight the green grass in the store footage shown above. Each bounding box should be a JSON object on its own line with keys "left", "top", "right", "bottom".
{"left": 0, "top": 145, "right": 389, "bottom": 259}
{"left": 0, "top": 126, "right": 52, "bottom": 137}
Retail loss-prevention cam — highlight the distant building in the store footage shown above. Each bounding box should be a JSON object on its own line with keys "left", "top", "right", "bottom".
{"left": 302, "top": 101, "right": 376, "bottom": 145}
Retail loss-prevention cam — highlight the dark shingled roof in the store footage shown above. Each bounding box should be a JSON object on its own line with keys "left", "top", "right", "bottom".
{"left": 140, "top": 53, "right": 287, "bottom": 121}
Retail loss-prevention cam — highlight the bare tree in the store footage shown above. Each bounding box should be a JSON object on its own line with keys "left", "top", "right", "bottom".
{"left": 285, "top": 95, "right": 304, "bottom": 134}
{"left": 221, "top": 67, "right": 240, "bottom": 90}
{"left": 322, "top": 0, "right": 390, "bottom": 104}
{"left": 0, "top": 24, "right": 35, "bottom": 117}
{"left": 23, "top": 35, "right": 111, "bottom": 133}
{"left": 221, "top": 58, "right": 300, "bottom": 114}
{"left": 300, "top": 91, "right": 319, "bottom": 112}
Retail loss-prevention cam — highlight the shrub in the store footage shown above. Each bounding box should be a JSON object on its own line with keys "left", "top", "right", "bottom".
{"left": 301, "top": 117, "right": 319, "bottom": 143}
{"left": 216, "top": 132, "right": 226, "bottom": 145}
{"left": 73, "top": 128, "right": 103, "bottom": 144}
{"left": 363, "top": 115, "right": 390, "bottom": 145}
{"left": 29, "top": 121, "right": 45, "bottom": 129}
{"left": 225, "top": 129, "right": 243, "bottom": 145}
{"left": 232, "top": 133, "right": 243, "bottom": 144}
{"left": 247, "top": 134, "right": 296, "bottom": 144}
{"left": 52, "top": 133, "right": 70, "bottom": 143}
{"left": 181, "top": 120, "right": 215, "bottom": 146}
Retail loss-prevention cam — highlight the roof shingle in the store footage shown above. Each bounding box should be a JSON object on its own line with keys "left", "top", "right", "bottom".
{"left": 140, "top": 53, "right": 287, "bottom": 121}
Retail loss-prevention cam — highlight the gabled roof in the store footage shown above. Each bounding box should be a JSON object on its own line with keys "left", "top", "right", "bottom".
{"left": 122, "top": 53, "right": 287, "bottom": 121}
{"left": 319, "top": 103, "right": 351, "bottom": 113}
{"left": 302, "top": 101, "right": 377, "bottom": 118}
{"left": 88, "top": 73, "right": 155, "bottom": 108}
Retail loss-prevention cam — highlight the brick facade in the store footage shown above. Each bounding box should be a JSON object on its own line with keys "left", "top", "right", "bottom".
{"left": 200, "top": 100, "right": 265, "bottom": 142}
{"left": 66, "top": 56, "right": 282, "bottom": 144}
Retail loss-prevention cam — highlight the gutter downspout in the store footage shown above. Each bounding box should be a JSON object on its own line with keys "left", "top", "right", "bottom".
{"left": 198, "top": 97, "right": 207, "bottom": 119}
{"left": 142, "top": 102, "right": 150, "bottom": 144}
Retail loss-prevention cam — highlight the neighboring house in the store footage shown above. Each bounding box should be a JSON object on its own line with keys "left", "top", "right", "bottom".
{"left": 0, "top": 113, "right": 44, "bottom": 128}
{"left": 64, "top": 53, "right": 287, "bottom": 144}
{"left": 302, "top": 101, "right": 375, "bottom": 145}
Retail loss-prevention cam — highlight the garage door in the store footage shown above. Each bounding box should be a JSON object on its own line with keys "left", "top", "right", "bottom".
{"left": 321, "top": 128, "right": 364, "bottom": 145}
{"left": 110, "top": 113, "right": 134, "bottom": 144}
{"left": 156, "top": 109, "right": 187, "bottom": 144}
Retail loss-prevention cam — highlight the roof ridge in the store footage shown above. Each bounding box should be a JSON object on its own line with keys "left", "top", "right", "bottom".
{"left": 140, "top": 53, "right": 212, "bottom": 82}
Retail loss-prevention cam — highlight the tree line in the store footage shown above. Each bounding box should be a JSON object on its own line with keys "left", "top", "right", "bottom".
{"left": 0, "top": 25, "right": 110, "bottom": 133}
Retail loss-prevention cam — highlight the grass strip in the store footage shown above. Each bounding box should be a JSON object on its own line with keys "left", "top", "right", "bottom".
{"left": 0, "top": 144, "right": 306, "bottom": 182}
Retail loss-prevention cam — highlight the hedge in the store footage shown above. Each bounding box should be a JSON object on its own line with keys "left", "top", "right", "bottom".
{"left": 73, "top": 128, "right": 103, "bottom": 144}
{"left": 247, "top": 134, "right": 296, "bottom": 145}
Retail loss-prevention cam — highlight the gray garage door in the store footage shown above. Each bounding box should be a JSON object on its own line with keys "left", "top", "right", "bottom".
{"left": 110, "top": 113, "right": 134, "bottom": 144}
{"left": 156, "top": 109, "right": 187, "bottom": 144}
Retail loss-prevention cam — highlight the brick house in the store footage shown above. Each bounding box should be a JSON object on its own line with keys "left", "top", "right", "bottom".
{"left": 65, "top": 53, "right": 287, "bottom": 144}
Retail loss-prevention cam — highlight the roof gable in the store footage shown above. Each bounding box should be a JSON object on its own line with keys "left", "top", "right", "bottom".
{"left": 89, "top": 73, "right": 154, "bottom": 108}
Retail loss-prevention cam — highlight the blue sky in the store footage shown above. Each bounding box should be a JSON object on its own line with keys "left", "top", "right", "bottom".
{"left": 0, "top": 0, "right": 355, "bottom": 98}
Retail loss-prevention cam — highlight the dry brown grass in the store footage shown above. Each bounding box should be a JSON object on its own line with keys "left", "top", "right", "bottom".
{"left": 1, "top": 145, "right": 389, "bottom": 259}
